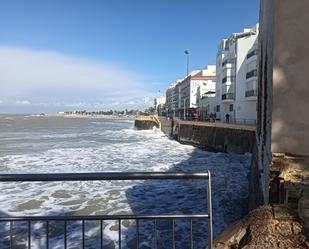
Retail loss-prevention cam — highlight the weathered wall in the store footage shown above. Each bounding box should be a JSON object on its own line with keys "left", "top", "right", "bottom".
{"left": 257, "top": 0, "right": 275, "bottom": 203}
{"left": 172, "top": 122, "right": 256, "bottom": 154}
{"left": 271, "top": 0, "right": 309, "bottom": 156}
{"left": 134, "top": 120, "right": 158, "bottom": 130}
{"left": 258, "top": 0, "right": 309, "bottom": 203}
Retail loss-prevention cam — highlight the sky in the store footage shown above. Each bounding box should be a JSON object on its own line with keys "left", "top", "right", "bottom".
{"left": 0, "top": 0, "right": 259, "bottom": 113}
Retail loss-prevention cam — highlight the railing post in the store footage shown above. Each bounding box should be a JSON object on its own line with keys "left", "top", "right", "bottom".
{"left": 207, "top": 171, "right": 213, "bottom": 249}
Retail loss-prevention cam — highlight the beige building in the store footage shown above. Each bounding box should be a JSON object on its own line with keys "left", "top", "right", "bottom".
{"left": 256, "top": 0, "right": 309, "bottom": 204}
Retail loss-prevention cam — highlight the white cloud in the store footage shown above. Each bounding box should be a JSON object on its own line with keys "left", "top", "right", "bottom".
{"left": 15, "top": 100, "right": 31, "bottom": 105}
{"left": 0, "top": 46, "right": 156, "bottom": 112}
{"left": 127, "top": 100, "right": 136, "bottom": 106}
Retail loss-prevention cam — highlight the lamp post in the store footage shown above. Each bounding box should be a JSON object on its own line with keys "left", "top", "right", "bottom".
{"left": 183, "top": 98, "right": 186, "bottom": 120}
{"left": 184, "top": 50, "right": 190, "bottom": 77}
{"left": 184, "top": 50, "right": 190, "bottom": 120}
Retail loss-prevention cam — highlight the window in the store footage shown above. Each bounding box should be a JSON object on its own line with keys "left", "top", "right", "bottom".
{"left": 229, "top": 104, "right": 233, "bottom": 112}
{"left": 216, "top": 105, "right": 220, "bottom": 112}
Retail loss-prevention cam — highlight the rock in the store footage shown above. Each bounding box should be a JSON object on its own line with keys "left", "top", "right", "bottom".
{"left": 276, "top": 221, "right": 293, "bottom": 236}
{"left": 293, "top": 222, "right": 303, "bottom": 235}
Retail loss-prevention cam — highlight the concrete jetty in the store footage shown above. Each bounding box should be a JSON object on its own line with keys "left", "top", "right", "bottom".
{"left": 134, "top": 115, "right": 160, "bottom": 130}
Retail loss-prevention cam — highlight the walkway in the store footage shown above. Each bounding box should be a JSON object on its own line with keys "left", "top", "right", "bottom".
{"left": 174, "top": 118, "right": 256, "bottom": 131}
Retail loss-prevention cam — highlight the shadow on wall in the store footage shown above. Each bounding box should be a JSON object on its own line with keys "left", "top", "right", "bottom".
{"left": 271, "top": 65, "right": 306, "bottom": 156}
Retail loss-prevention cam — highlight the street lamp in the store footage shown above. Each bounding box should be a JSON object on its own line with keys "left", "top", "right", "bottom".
{"left": 183, "top": 98, "right": 187, "bottom": 120}
{"left": 184, "top": 50, "right": 190, "bottom": 77}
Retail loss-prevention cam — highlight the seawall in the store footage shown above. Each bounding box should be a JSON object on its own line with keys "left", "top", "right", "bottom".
{"left": 171, "top": 119, "right": 256, "bottom": 154}
{"left": 138, "top": 117, "right": 263, "bottom": 209}
{"left": 134, "top": 115, "right": 160, "bottom": 130}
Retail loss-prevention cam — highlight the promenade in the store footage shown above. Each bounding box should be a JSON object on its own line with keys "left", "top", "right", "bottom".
{"left": 175, "top": 119, "right": 256, "bottom": 131}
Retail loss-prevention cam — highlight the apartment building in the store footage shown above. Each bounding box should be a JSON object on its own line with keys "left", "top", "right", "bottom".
{"left": 165, "top": 67, "right": 216, "bottom": 119}
{"left": 154, "top": 95, "right": 166, "bottom": 116}
{"left": 216, "top": 24, "right": 259, "bottom": 123}
{"left": 178, "top": 66, "right": 216, "bottom": 119}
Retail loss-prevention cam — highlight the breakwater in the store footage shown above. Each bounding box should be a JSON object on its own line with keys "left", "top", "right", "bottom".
{"left": 134, "top": 115, "right": 160, "bottom": 130}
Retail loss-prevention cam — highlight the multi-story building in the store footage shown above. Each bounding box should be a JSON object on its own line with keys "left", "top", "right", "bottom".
{"left": 165, "top": 80, "right": 181, "bottom": 117}
{"left": 216, "top": 24, "right": 259, "bottom": 123}
{"left": 166, "top": 84, "right": 175, "bottom": 113}
{"left": 178, "top": 66, "right": 216, "bottom": 119}
{"left": 197, "top": 90, "right": 216, "bottom": 120}
{"left": 154, "top": 95, "right": 166, "bottom": 116}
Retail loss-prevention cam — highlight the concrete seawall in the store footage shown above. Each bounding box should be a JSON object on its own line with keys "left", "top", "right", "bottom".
{"left": 134, "top": 116, "right": 160, "bottom": 130}
{"left": 137, "top": 117, "right": 263, "bottom": 209}
{"left": 171, "top": 119, "right": 256, "bottom": 154}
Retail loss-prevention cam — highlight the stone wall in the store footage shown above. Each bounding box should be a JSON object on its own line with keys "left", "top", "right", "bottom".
{"left": 258, "top": 0, "right": 309, "bottom": 204}
{"left": 271, "top": 0, "right": 309, "bottom": 156}
{"left": 256, "top": 0, "right": 274, "bottom": 205}
{"left": 134, "top": 120, "right": 158, "bottom": 130}
{"left": 172, "top": 121, "right": 256, "bottom": 154}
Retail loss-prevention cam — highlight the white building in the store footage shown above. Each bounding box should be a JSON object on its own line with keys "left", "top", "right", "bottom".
{"left": 216, "top": 24, "right": 259, "bottom": 123}
{"left": 178, "top": 66, "right": 216, "bottom": 119}
{"left": 154, "top": 95, "right": 166, "bottom": 116}
{"left": 166, "top": 81, "right": 180, "bottom": 117}
{"left": 166, "top": 84, "right": 174, "bottom": 113}
{"left": 197, "top": 90, "right": 217, "bottom": 120}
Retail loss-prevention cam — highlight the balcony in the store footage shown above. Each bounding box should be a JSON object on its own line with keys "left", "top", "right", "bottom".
{"left": 222, "top": 93, "right": 234, "bottom": 101}
{"left": 246, "top": 69, "right": 257, "bottom": 79}
{"left": 246, "top": 50, "right": 257, "bottom": 59}
{"left": 222, "top": 76, "right": 236, "bottom": 84}
{"left": 222, "top": 58, "right": 235, "bottom": 67}
{"left": 245, "top": 89, "right": 257, "bottom": 98}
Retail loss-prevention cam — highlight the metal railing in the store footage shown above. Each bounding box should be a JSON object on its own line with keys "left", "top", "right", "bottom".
{"left": 245, "top": 89, "right": 257, "bottom": 98}
{"left": 0, "top": 172, "right": 213, "bottom": 249}
{"left": 246, "top": 69, "right": 257, "bottom": 79}
{"left": 221, "top": 93, "right": 234, "bottom": 100}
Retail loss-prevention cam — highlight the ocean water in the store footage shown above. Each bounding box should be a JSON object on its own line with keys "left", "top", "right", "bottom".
{"left": 0, "top": 115, "right": 252, "bottom": 249}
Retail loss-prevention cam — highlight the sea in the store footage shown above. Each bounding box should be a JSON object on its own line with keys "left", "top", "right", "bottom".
{"left": 0, "top": 115, "right": 252, "bottom": 249}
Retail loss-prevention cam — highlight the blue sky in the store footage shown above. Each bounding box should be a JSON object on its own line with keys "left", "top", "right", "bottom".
{"left": 0, "top": 0, "right": 259, "bottom": 113}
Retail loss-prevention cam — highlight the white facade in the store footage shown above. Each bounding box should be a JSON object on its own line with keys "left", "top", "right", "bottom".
{"left": 154, "top": 95, "right": 166, "bottom": 115}
{"left": 216, "top": 24, "right": 259, "bottom": 123}
{"left": 166, "top": 83, "right": 175, "bottom": 112}
{"left": 178, "top": 66, "right": 216, "bottom": 118}
{"left": 197, "top": 91, "right": 217, "bottom": 120}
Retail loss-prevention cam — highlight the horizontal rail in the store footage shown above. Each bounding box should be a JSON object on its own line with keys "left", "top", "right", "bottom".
{"left": 0, "top": 172, "right": 209, "bottom": 182}
{"left": 0, "top": 213, "right": 209, "bottom": 222}
{"left": 0, "top": 171, "right": 213, "bottom": 248}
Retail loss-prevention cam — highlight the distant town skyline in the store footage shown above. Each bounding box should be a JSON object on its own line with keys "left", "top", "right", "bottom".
{"left": 0, "top": 0, "right": 259, "bottom": 113}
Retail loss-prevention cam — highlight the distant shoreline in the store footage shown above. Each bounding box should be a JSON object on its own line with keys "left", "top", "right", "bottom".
{"left": 55, "top": 113, "right": 136, "bottom": 120}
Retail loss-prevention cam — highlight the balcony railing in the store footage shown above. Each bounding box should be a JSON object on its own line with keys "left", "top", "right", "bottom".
{"left": 246, "top": 69, "right": 257, "bottom": 79}
{"left": 245, "top": 89, "right": 257, "bottom": 97}
{"left": 246, "top": 50, "right": 257, "bottom": 59}
{"left": 222, "top": 76, "right": 236, "bottom": 84}
{"left": 221, "top": 93, "right": 234, "bottom": 100}
{"left": 0, "top": 172, "right": 213, "bottom": 249}
{"left": 222, "top": 58, "right": 235, "bottom": 67}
